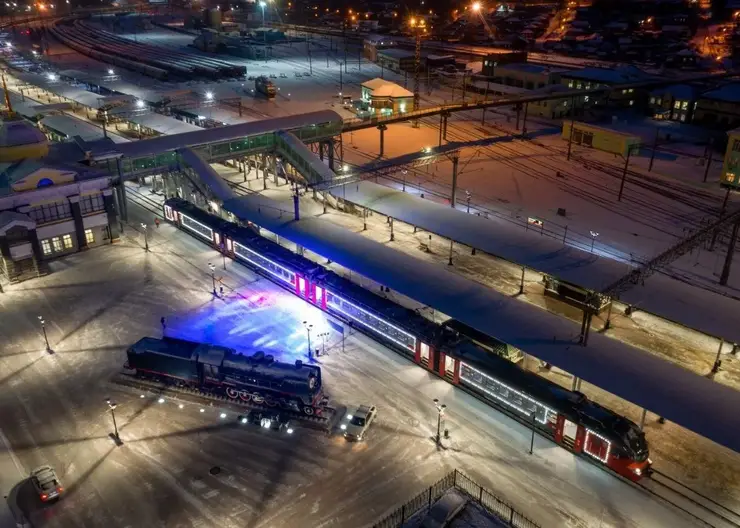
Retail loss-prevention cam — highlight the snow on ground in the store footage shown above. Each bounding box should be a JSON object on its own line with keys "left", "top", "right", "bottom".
{"left": 214, "top": 165, "right": 740, "bottom": 508}
{"left": 0, "top": 196, "right": 710, "bottom": 528}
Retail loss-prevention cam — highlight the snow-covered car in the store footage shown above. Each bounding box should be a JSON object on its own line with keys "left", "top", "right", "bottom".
{"left": 340, "top": 405, "right": 377, "bottom": 441}
{"left": 30, "top": 465, "right": 63, "bottom": 502}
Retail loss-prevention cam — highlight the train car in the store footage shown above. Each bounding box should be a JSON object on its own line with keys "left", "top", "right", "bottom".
{"left": 125, "top": 336, "right": 326, "bottom": 415}
{"left": 444, "top": 318, "right": 524, "bottom": 364}
{"left": 256, "top": 76, "right": 277, "bottom": 98}
{"left": 163, "top": 198, "right": 651, "bottom": 480}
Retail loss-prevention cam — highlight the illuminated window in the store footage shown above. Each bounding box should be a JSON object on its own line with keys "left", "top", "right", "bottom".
{"left": 629, "top": 100, "right": 634, "bottom": 106}
{"left": 584, "top": 429, "right": 612, "bottom": 464}
{"left": 62, "top": 234, "right": 73, "bottom": 249}
{"left": 41, "top": 239, "right": 52, "bottom": 255}
{"left": 681, "top": 101, "right": 688, "bottom": 110}
{"left": 459, "top": 362, "right": 553, "bottom": 424}
{"left": 649, "top": 97, "right": 655, "bottom": 104}
{"left": 325, "top": 290, "right": 416, "bottom": 351}
{"left": 180, "top": 213, "right": 213, "bottom": 241}
{"left": 51, "top": 237, "right": 62, "bottom": 252}
{"left": 674, "top": 100, "right": 681, "bottom": 109}
{"left": 233, "top": 241, "right": 295, "bottom": 285}
{"left": 85, "top": 229, "right": 94, "bottom": 244}
{"left": 568, "top": 80, "right": 574, "bottom": 88}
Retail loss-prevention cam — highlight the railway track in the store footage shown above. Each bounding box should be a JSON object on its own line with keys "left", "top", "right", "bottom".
{"left": 110, "top": 372, "right": 334, "bottom": 431}
{"left": 638, "top": 469, "right": 740, "bottom": 528}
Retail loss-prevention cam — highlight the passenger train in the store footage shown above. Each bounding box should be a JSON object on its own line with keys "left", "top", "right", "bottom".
{"left": 163, "top": 197, "right": 651, "bottom": 481}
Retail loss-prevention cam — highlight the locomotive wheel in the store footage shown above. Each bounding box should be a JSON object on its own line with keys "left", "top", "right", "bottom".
{"left": 303, "top": 406, "right": 314, "bottom": 415}
{"left": 226, "top": 387, "right": 239, "bottom": 399}
{"left": 239, "top": 391, "right": 251, "bottom": 402}
{"left": 265, "top": 398, "right": 277, "bottom": 407}
{"left": 252, "top": 394, "right": 264, "bottom": 404}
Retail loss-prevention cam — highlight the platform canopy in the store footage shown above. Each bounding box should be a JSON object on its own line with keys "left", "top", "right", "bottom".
{"left": 223, "top": 192, "right": 740, "bottom": 454}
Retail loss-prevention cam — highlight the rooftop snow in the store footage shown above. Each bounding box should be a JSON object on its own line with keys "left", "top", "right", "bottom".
{"left": 114, "top": 110, "right": 341, "bottom": 159}
{"left": 700, "top": 83, "right": 740, "bottom": 103}
{"left": 561, "top": 65, "right": 654, "bottom": 84}
{"left": 221, "top": 192, "right": 740, "bottom": 453}
{"left": 333, "top": 180, "right": 628, "bottom": 291}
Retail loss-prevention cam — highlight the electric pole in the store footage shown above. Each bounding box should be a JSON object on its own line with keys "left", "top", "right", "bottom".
{"left": 410, "top": 17, "right": 425, "bottom": 128}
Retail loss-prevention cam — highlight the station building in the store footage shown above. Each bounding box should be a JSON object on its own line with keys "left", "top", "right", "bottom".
{"left": 360, "top": 78, "right": 414, "bottom": 115}
{"left": 720, "top": 128, "right": 740, "bottom": 187}
{"left": 693, "top": 83, "right": 740, "bottom": 130}
{"left": 0, "top": 120, "right": 120, "bottom": 285}
{"left": 561, "top": 121, "right": 641, "bottom": 157}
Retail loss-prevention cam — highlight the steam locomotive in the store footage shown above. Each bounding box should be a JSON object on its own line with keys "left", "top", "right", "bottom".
{"left": 125, "top": 336, "right": 326, "bottom": 415}
{"left": 163, "top": 197, "right": 650, "bottom": 480}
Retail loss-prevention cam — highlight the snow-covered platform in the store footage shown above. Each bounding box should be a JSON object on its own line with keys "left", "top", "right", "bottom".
{"left": 333, "top": 180, "right": 740, "bottom": 345}
{"left": 223, "top": 192, "right": 740, "bottom": 454}
{"left": 334, "top": 180, "right": 628, "bottom": 291}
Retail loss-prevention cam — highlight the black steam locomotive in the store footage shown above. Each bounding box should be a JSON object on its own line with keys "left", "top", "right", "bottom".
{"left": 125, "top": 336, "right": 326, "bottom": 415}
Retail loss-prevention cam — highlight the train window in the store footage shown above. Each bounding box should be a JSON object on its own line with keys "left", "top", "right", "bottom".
{"left": 164, "top": 205, "right": 174, "bottom": 221}
{"left": 325, "top": 290, "right": 416, "bottom": 352}
{"left": 459, "top": 362, "right": 552, "bottom": 424}
{"left": 584, "top": 430, "right": 611, "bottom": 463}
{"left": 180, "top": 213, "right": 214, "bottom": 241}
{"left": 233, "top": 241, "right": 295, "bottom": 286}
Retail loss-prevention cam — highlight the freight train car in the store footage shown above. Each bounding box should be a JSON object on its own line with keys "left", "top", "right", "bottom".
{"left": 163, "top": 198, "right": 650, "bottom": 480}
{"left": 125, "top": 336, "right": 326, "bottom": 415}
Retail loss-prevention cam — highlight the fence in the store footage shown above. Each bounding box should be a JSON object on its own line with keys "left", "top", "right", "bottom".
{"left": 372, "top": 469, "right": 540, "bottom": 528}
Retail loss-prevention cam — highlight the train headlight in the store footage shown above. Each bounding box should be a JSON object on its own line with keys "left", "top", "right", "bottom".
{"left": 287, "top": 428, "right": 294, "bottom": 434}
{"left": 346, "top": 414, "right": 353, "bottom": 420}
{"left": 340, "top": 424, "right": 347, "bottom": 430}
{"left": 634, "top": 468, "right": 642, "bottom": 476}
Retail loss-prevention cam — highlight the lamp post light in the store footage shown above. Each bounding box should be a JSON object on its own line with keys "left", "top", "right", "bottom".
{"left": 106, "top": 398, "right": 122, "bottom": 445}
{"left": 38, "top": 315, "right": 52, "bottom": 353}
{"left": 432, "top": 398, "right": 446, "bottom": 447}
{"left": 302, "top": 320, "right": 314, "bottom": 359}
{"left": 318, "top": 331, "right": 329, "bottom": 356}
{"left": 141, "top": 223, "right": 148, "bottom": 252}
{"left": 208, "top": 262, "right": 217, "bottom": 295}
{"left": 589, "top": 230, "right": 599, "bottom": 253}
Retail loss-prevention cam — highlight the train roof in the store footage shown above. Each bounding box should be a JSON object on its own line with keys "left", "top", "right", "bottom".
{"left": 129, "top": 336, "right": 200, "bottom": 361}
{"left": 222, "top": 352, "right": 319, "bottom": 382}
{"left": 317, "top": 269, "right": 441, "bottom": 341}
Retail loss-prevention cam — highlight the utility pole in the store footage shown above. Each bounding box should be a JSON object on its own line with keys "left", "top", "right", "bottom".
{"left": 648, "top": 127, "right": 659, "bottom": 172}
{"left": 617, "top": 146, "right": 633, "bottom": 202}
{"left": 703, "top": 138, "right": 714, "bottom": 183}
{"left": 411, "top": 17, "right": 425, "bottom": 128}
{"left": 720, "top": 217, "right": 740, "bottom": 286}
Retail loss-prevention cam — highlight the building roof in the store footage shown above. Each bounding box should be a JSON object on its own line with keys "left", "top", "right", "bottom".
{"left": 377, "top": 48, "right": 415, "bottom": 60}
{"left": 372, "top": 84, "right": 414, "bottom": 98}
{"left": 221, "top": 191, "right": 740, "bottom": 454}
{"left": 0, "top": 120, "right": 47, "bottom": 147}
{"left": 0, "top": 210, "right": 34, "bottom": 233}
{"left": 362, "top": 78, "right": 413, "bottom": 98}
{"left": 700, "top": 83, "right": 740, "bottom": 103}
{"left": 361, "top": 78, "right": 389, "bottom": 91}
{"left": 562, "top": 65, "right": 654, "bottom": 84}
{"left": 495, "top": 62, "right": 562, "bottom": 75}
{"left": 650, "top": 84, "right": 698, "bottom": 100}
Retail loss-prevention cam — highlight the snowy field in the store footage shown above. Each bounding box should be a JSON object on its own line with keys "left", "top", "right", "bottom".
{"left": 0, "top": 198, "right": 714, "bottom": 528}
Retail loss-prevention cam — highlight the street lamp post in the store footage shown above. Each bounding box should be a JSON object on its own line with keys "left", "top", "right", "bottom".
{"left": 432, "top": 398, "right": 446, "bottom": 447}
{"left": 318, "top": 331, "right": 329, "bottom": 356}
{"left": 465, "top": 190, "right": 471, "bottom": 213}
{"left": 589, "top": 230, "right": 599, "bottom": 253}
{"left": 38, "top": 315, "right": 52, "bottom": 353}
{"left": 259, "top": 1, "right": 267, "bottom": 57}
{"left": 208, "top": 262, "right": 216, "bottom": 295}
{"left": 141, "top": 223, "right": 148, "bottom": 252}
{"left": 302, "top": 320, "right": 314, "bottom": 359}
{"left": 106, "top": 399, "right": 122, "bottom": 445}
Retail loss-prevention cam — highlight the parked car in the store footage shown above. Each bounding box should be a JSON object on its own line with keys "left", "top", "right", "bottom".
{"left": 30, "top": 465, "right": 63, "bottom": 502}
{"left": 340, "top": 405, "right": 377, "bottom": 441}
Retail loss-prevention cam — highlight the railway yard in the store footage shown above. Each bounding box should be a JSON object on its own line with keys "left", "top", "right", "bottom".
{"left": 2, "top": 9, "right": 740, "bottom": 528}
